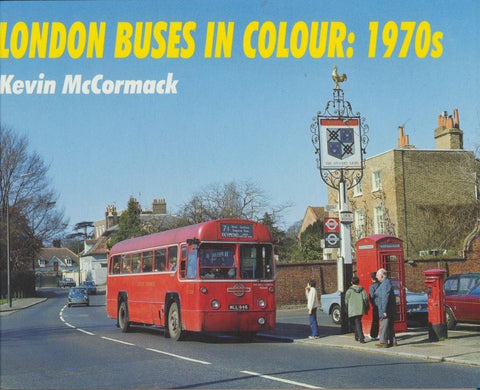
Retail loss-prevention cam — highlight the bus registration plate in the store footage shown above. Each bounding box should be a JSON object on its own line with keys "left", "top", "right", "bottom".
{"left": 229, "top": 304, "right": 249, "bottom": 310}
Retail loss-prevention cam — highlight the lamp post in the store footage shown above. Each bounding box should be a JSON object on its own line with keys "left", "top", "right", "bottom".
{"left": 6, "top": 172, "right": 34, "bottom": 308}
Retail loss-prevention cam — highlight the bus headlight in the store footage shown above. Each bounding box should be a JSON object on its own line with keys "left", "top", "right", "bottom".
{"left": 258, "top": 299, "right": 266, "bottom": 308}
{"left": 211, "top": 300, "right": 220, "bottom": 309}
{"left": 200, "top": 287, "right": 208, "bottom": 294}
{"left": 258, "top": 317, "right": 266, "bottom": 325}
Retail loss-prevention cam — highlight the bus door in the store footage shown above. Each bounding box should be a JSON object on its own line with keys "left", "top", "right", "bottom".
{"left": 186, "top": 244, "right": 198, "bottom": 279}
{"left": 179, "top": 244, "right": 198, "bottom": 280}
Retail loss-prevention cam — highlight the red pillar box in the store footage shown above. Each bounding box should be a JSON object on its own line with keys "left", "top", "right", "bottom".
{"left": 424, "top": 269, "right": 448, "bottom": 341}
{"left": 356, "top": 235, "right": 407, "bottom": 335}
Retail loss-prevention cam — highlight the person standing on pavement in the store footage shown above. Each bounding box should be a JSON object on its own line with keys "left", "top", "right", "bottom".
{"left": 345, "top": 276, "right": 369, "bottom": 343}
{"left": 374, "top": 268, "right": 397, "bottom": 347}
{"left": 369, "top": 272, "right": 380, "bottom": 341}
{"left": 305, "top": 280, "right": 320, "bottom": 339}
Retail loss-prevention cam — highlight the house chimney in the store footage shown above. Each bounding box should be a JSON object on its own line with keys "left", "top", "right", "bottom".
{"left": 105, "top": 205, "right": 119, "bottom": 229}
{"left": 397, "top": 126, "right": 414, "bottom": 149}
{"left": 434, "top": 108, "right": 463, "bottom": 149}
{"left": 152, "top": 199, "right": 167, "bottom": 214}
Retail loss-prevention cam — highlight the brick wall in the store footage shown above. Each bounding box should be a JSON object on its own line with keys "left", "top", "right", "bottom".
{"left": 275, "top": 261, "right": 337, "bottom": 306}
{"left": 403, "top": 258, "right": 479, "bottom": 291}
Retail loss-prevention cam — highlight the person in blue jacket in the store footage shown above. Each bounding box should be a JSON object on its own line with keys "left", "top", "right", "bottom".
{"left": 374, "top": 268, "right": 397, "bottom": 347}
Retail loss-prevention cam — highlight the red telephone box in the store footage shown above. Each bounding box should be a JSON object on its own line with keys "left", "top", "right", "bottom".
{"left": 355, "top": 235, "right": 407, "bottom": 335}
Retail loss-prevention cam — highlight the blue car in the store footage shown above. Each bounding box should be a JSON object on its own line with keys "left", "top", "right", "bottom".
{"left": 67, "top": 287, "right": 89, "bottom": 307}
{"left": 80, "top": 280, "right": 97, "bottom": 295}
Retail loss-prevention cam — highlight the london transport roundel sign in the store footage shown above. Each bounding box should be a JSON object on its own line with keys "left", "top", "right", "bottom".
{"left": 324, "top": 217, "right": 340, "bottom": 233}
{"left": 325, "top": 233, "right": 340, "bottom": 247}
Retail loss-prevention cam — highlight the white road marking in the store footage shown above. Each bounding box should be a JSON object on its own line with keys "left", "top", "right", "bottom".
{"left": 241, "top": 370, "right": 323, "bottom": 389}
{"left": 101, "top": 336, "right": 135, "bottom": 346}
{"left": 146, "top": 348, "right": 211, "bottom": 365}
{"left": 77, "top": 328, "right": 95, "bottom": 336}
{"left": 59, "top": 307, "right": 322, "bottom": 387}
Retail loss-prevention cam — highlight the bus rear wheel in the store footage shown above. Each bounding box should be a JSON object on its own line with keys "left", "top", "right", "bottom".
{"left": 168, "top": 302, "right": 183, "bottom": 341}
{"left": 118, "top": 301, "right": 130, "bottom": 333}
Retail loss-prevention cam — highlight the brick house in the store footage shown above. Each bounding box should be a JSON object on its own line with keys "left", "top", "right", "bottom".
{"left": 35, "top": 247, "right": 79, "bottom": 287}
{"left": 36, "top": 247, "right": 79, "bottom": 273}
{"left": 299, "top": 206, "right": 325, "bottom": 237}
{"left": 79, "top": 237, "right": 108, "bottom": 285}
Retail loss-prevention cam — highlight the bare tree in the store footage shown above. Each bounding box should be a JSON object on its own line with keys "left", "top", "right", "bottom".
{"left": 179, "top": 180, "right": 289, "bottom": 225}
{"left": 179, "top": 181, "right": 266, "bottom": 223}
{"left": 1, "top": 126, "right": 68, "bottom": 271}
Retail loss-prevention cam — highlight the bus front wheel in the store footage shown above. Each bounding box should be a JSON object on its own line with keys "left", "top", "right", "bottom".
{"left": 168, "top": 302, "right": 183, "bottom": 341}
{"left": 118, "top": 301, "right": 130, "bottom": 333}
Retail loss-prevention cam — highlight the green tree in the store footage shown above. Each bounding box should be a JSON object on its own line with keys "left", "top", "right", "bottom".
{"left": 299, "top": 220, "right": 324, "bottom": 261}
{"left": 108, "top": 197, "right": 145, "bottom": 248}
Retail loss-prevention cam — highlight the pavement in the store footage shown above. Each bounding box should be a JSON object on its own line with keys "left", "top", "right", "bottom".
{"left": 2, "top": 297, "right": 480, "bottom": 367}
{"left": 0, "top": 297, "right": 48, "bottom": 314}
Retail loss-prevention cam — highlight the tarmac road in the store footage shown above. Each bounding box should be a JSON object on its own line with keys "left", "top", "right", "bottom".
{"left": 2, "top": 289, "right": 480, "bottom": 367}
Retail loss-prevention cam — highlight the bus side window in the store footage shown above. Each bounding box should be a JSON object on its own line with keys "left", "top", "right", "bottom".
{"left": 112, "top": 256, "right": 121, "bottom": 274}
{"left": 168, "top": 246, "right": 178, "bottom": 271}
{"left": 132, "top": 253, "right": 141, "bottom": 273}
{"left": 121, "top": 254, "right": 131, "bottom": 274}
{"left": 154, "top": 249, "right": 166, "bottom": 271}
{"left": 143, "top": 251, "right": 153, "bottom": 272}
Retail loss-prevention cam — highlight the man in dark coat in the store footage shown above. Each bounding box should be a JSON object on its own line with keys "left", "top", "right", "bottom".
{"left": 374, "top": 268, "right": 397, "bottom": 347}
{"left": 369, "top": 272, "right": 380, "bottom": 341}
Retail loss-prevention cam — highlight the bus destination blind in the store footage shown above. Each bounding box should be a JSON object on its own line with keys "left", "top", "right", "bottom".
{"left": 221, "top": 223, "right": 254, "bottom": 238}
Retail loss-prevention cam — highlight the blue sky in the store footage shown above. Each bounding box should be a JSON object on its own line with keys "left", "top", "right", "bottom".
{"left": 1, "top": 1, "right": 479, "bottom": 232}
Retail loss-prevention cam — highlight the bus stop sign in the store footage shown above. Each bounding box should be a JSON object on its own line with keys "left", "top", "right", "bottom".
{"left": 325, "top": 233, "right": 340, "bottom": 248}
{"left": 324, "top": 217, "right": 340, "bottom": 233}
{"left": 324, "top": 217, "right": 340, "bottom": 248}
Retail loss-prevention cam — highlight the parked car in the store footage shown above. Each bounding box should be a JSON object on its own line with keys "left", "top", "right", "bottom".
{"left": 320, "top": 289, "right": 427, "bottom": 324}
{"left": 320, "top": 291, "right": 343, "bottom": 324}
{"left": 80, "top": 280, "right": 97, "bottom": 295}
{"left": 67, "top": 287, "right": 89, "bottom": 307}
{"left": 59, "top": 278, "right": 76, "bottom": 288}
{"left": 444, "top": 273, "right": 480, "bottom": 296}
{"left": 445, "top": 280, "right": 480, "bottom": 329}
{"left": 405, "top": 290, "right": 428, "bottom": 324}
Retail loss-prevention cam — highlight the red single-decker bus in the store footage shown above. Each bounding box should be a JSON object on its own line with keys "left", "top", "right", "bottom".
{"left": 106, "top": 218, "right": 276, "bottom": 340}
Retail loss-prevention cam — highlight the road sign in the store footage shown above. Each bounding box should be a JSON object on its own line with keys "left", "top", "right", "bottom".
{"left": 340, "top": 211, "right": 354, "bottom": 224}
{"left": 324, "top": 217, "right": 340, "bottom": 233}
{"left": 325, "top": 204, "right": 338, "bottom": 212}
